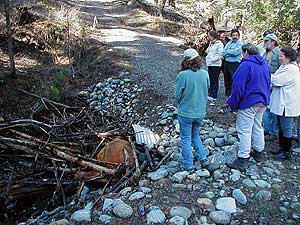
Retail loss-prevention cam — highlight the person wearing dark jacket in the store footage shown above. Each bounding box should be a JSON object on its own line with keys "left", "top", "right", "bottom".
{"left": 226, "top": 43, "right": 271, "bottom": 170}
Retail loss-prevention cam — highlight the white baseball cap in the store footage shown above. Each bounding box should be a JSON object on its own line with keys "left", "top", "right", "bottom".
{"left": 263, "top": 33, "right": 278, "bottom": 41}
{"left": 183, "top": 48, "right": 199, "bottom": 60}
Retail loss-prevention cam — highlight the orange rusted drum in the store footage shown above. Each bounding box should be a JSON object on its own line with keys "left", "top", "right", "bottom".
{"left": 96, "top": 138, "right": 134, "bottom": 166}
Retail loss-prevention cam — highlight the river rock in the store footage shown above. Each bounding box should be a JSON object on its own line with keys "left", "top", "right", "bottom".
{"left": 169, "top": 216, "right": 185, "bottom": 225}
{"left": 215, "top": 137, "right": 225, "bottom": 147}
{"left": 172, "top": 171, "right": 189, "bottom": 183}
{"left": 253, "top": 180, "right": 271, "bottom": 188}
{"left": 99, "top": 214, "right": 112, "bottom": 224}
{"left": 242, "top": 178, "right": 257, "bottom": 188}
{"left": 209, "top": 211, "right": 231, "bottom": 224}
{"left": 70, "top": 202, "right": 93, "bottom": 222}
{"left": 216, "top": 197, "right": 237, "bottom": 214}
{"left": 128, "top": 192, "right": 145, "bottom": 201}
{"left": 255, "top": 190, "right": 272, "bottom": 201}
{"left": 196, "top": 169, "right": 211, "bottom": 178}
{"left": 48, "top": 219, "right": 69, "bottom": 225}
{"left": 232, "top": 189, "right": 247, "bottom": 205}
{"left": 146, "top": 209, "right": 166, "bottom": 224}
{"left": 113, "top": 203, "right": 133, "bottom": 218}
{"left": 147, "top": 169, "right": 168, "bottom": 181}
{"left": 170, "top": 206, "right": 192, "bottom": 219}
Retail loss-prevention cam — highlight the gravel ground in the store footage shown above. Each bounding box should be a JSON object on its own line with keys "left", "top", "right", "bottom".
{"left": 76, "top": 0, "right": 184, "bottom": 103}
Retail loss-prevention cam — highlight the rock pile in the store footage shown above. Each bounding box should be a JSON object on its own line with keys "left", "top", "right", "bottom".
{"left": 79, "top": 75, "right": 141, "bottom": 118}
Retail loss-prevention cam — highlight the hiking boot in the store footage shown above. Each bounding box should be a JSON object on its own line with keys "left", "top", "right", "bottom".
{"left": 273, "top": 152, "right": 290, "bottom": 160}
{"left": 273, "top": 136, "right": 292, "bottom": 160}
{"left": 250, "top": 150, "right": 264, "bottom": 162}
{"left": 199, "top": 158, "right": 209, "bottom": 168}
{"left": 270, "top": 132, "right": 283, "bottom": 154}
{"left": 270, "top": 147, "right": 283, "bottom": 154}
{"left": 180, "top": 165, "right": 196, "bottom": 173}
{"left": 227, "top": 157, "right": 249, "bottom": 171}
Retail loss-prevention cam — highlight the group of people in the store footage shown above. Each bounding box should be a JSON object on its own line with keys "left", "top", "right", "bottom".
{"left": 175, "top": 28, "right": 300, "bottom": 171}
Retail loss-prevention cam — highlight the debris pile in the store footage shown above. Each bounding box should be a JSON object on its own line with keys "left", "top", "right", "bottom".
{"left": 0, "top": 93, "right": 167, "bottom": 221}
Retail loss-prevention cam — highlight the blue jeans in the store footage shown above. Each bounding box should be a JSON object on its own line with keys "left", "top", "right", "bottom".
{"left": 263, "top": 108, "right": 278, "bottom": 135}
{"left": 179, "top": 116, "right": 206, "bottom": 169}
{"left": 277, "top": 115, "right": 295, "bottom": 138}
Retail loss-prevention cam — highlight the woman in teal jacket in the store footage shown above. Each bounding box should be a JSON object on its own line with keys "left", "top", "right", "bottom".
{"left": 175, "top": 48, "right": 210, "bottom": 170}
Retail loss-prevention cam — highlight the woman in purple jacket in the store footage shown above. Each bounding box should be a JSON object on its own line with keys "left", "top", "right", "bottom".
{"left": 226, "top": 43, "right": 271, "bottom": 170}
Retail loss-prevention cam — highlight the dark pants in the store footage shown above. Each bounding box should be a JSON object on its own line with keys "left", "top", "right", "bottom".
{"left": 208, "top": 66, "right": 221, "bottom": 99}
{"left": 224, "top": 61, "right": 240, "bottom": 96}
{"left": 221, "top": 60, "right": 225, "bottom": 74}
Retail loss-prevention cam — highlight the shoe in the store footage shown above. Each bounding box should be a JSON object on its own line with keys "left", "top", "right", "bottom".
{"left": 273, "top": 152, "right": 290, "bottom": 160}
{"left": 180, "top": 165, "right": 195, "bottom": 172}
{"left": 227, "top": 157, "right": 249, "bottom": 170}
{"left": 250, "top": 150, "right": 264, "bottom": 162}
{"left": 270, "top": 132, "right": 283, "bottom": 154}
{"left": 270, "top": 147, "right": 283, "bottom": 154}
{"left": 208, "top": 96, "right": 217, "bottom": 101}
{"left": 292, "top": 135, "right": 299, "bottom": 143}
{"left": 273, "top": 136, "right": 292, "bottom": 160}
{"left": 199, "top": 159, "right": 209, "bottom": 168}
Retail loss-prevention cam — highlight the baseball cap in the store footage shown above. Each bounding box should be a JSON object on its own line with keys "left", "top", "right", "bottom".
{"left": 183, "top": 48, "right": 199, "bottom": 60}
{"left": 217, "top": 26, "right": 230, "bottom": 32}
{"left": 263, "top": 33, "right": 278, "bottom": 41}
{"left": 263, "top": 30, "right": 272, "bottom": 37}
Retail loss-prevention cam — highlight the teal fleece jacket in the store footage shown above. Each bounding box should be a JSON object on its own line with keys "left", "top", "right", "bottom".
{"left": 223, "top": 40, "right": 243, "bottom": 62}
{"left": 175, "top": 69, "right": 210, "bottom": 118}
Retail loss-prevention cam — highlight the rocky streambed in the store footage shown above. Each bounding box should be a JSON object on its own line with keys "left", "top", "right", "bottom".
{"left": 22, "top": 75, "right": 300, "bottom": 225}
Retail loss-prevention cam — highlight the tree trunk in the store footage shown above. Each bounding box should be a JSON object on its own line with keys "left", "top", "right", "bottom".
{"left": 160, "top": 0, "right": 167, "bottom": 16}
{"left": 208, "top": 16, "right": 216, "bottom": 31}
{"left": 224, "top": 0, "right": 229, "bottom": 28}
{"left": 4, "top": 0, "right": 16, "bottom": 78}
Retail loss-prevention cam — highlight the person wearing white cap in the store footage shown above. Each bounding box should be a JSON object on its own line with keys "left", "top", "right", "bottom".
{"left": 262, "top": 33, "right": 281, "bottom": 139}
{"left": 175, "top": 48, "right": 210, "bottom": 170}
{"left": 263, "top": 33, "right": 281, "bottom": 73}
{"left": 257, "top": 30, "right": 273, "bottom": 56}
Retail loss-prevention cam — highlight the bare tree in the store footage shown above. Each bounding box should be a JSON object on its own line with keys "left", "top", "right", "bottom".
{"left": 4, "top": 0, "right": 16, "bottom": 78}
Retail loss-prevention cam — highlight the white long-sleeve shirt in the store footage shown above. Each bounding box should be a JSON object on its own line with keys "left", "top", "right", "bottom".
{"left": 205, "top": 40, "right": 224, "bottom": 67}
{"left": 269, "top": 62, "right": 300, "bottom": 116}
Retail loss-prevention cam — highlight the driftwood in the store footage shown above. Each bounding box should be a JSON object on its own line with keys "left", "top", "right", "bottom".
{"left": 0, "top": 92, "right": 169, "bottom": 221}
{"left": 154, "top": 149, "right": 175, "bottom": 171}
{"left": 0, "top": 100, "right": 133, "bottom": 219}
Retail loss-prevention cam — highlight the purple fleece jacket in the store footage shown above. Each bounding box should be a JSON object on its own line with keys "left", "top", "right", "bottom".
{"left": 226, "top": 55, "right": 271, "bottom": 111}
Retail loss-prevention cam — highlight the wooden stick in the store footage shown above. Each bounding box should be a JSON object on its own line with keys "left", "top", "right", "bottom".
{"left": 77, "top": 182, "right": 85, "bottom": 199}
{"left": 123, "top": 147, "right": 130, "bottom": 173}
{"left": 7, "top": 131, "right": 119, "bottom": 170}
{"left": 0, "top": 136, "right": 116, "bottom": 174}
{"left": 6, "top": 175, "right": 106, "bottom": 185}
{"left": 51, "top": 148, "right": 116, "bottom": 174}
{"left": 153, "top": 149, "right": 175, "bottom": 171}
{"left": 128, "top": 137, "right": 140, "bottom": 175}
{"left": 18, "top": 89, "right": 74, "bottom": 108}
{"left": 145, "top": 147, "right": 155, "bottom": 169}
{"left": 93, "top": 177, "right": 113, "bottom": 208}
{"left": 11, "top": 130, "right": 76, "bottom": 153}
{"left": 0, "top": 119, "right": 52, "bottom": 130}
{"left": 111, "top": 167, "right": 135, "bottom": 193}
{"left": 3, "top": 172, "right": 14, "bottom": 205}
